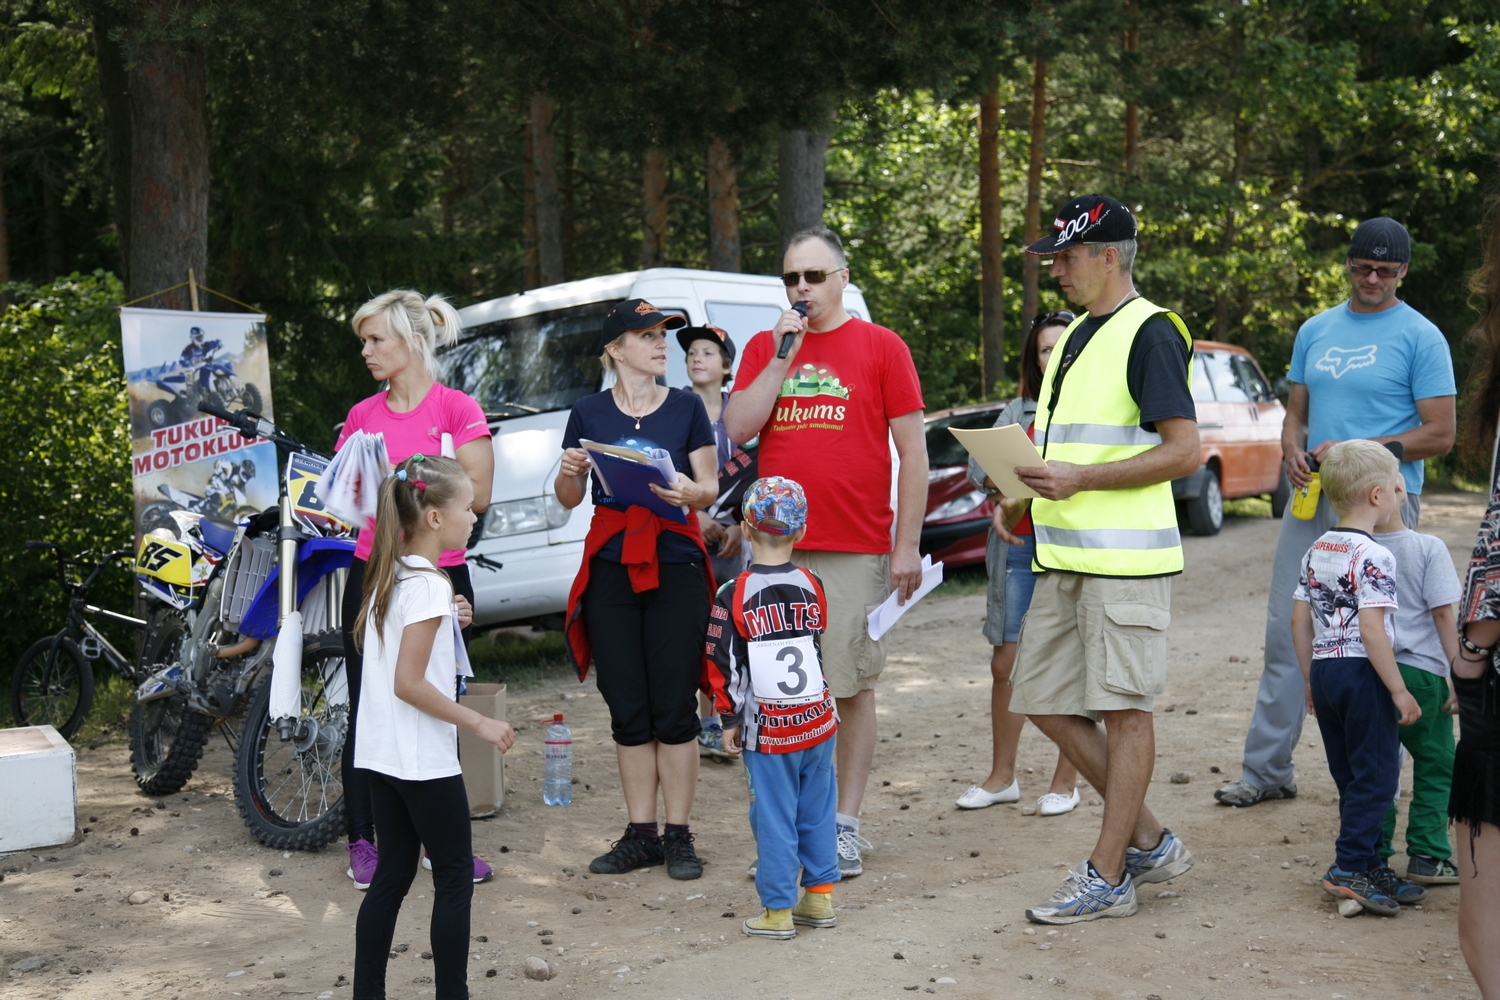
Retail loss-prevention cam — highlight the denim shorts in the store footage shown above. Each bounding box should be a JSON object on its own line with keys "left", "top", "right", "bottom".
{"left": 982, "top": 531, "right": 1037, "bottom": 646}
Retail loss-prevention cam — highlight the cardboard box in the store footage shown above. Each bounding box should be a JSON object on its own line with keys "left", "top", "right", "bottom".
{"left": 0, "top": 725, "right": 76, "bottom": 851}
{"left": 457, "top": 683, "right": 507, "bottom": 818}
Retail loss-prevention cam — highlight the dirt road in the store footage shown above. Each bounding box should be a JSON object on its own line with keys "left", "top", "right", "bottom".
{"left": 1, "top": 495, "right": 1488, "bottom": 999}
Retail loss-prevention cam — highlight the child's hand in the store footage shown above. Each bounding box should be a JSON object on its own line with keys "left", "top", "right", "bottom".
{"left": 722, "top": 726, "right": 743, "bottom": 755}
{"left": 476, "top": 718, "right": 516, "bottom": 752}
{"left": 1392, "top": 689, "right": 1422, "bottom": 726}
{"left": 453, "top": 594, "right": 474, "bottom": 630}
{"left": 1304, "top": 683, "right": 1316, "bottom": 718}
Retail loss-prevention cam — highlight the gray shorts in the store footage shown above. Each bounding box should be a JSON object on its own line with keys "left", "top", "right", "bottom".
{"left": 791, "top": 550, "right": 891, "bottom": 698}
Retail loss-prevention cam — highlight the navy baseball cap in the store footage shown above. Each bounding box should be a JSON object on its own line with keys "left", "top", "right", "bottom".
{"left": 602, "top": 298, "right": 687, "bottom": 341}
{"left": 1025, "top": 195, "right": 1137, "bottom": 255}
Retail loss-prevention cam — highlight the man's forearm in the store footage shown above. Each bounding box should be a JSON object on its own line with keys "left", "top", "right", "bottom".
{"left": 1377, "top": 421, "right": 1453, "bottom": 463}
{"left": 1077, "top": 436, "right": 1199, "bottom": 492}
{"left": 723, "top": 364, "right": 788, "bottom": 443}
{"left": 894, "top": 447, "right": 928, "bottom": 551}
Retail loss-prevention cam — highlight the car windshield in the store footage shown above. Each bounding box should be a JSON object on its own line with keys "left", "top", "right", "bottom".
{"left": 441, "top": 301, "right": 612, "bottom": 417}
{"left": 926, "top": 408, "right": 1005, "bottom": 467}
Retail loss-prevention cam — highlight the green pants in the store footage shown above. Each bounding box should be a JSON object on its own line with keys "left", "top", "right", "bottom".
{"left": 1380, "top": 664, "right": 1456, "bottom": 861}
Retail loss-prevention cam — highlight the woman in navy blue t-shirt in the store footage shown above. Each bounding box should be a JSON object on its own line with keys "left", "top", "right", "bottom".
{"left": 557, "top": 299, "right": 718, "bottom": 881}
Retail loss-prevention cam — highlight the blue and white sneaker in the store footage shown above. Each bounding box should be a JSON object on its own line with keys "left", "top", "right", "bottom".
{"left": 836, "top": 826, "right": 872, "bottom": 878}
{"left": 1124, "top": 828, "right": 1195, "bottom": 884}
{"left": 1025, "top": 860, "right": 1138, "bottom": 924}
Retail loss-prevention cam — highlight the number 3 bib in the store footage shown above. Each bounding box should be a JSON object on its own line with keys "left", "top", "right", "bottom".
{"left": 747, "top": 634, "right": 824, "bottom": 704}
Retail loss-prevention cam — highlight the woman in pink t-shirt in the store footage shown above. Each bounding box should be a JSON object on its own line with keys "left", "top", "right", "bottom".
{"left": 335, "top": 290, "right": 494, "bottom": 890}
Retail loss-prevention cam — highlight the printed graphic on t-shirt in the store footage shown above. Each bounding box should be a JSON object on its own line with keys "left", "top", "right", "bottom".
{"left": 1314, "top": 345, "right": 1378, "bottom": 379}
{"left": 1295, "top": 531, "right": 1398, "bottom": 659}
{"left": 771, "top": 362, "right": 851, "bottom": 432}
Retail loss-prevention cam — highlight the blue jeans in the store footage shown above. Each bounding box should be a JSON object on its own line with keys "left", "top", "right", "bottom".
{"left": 983, "top": 532, "right": 1037, "bottom": 646}
{"left": 1310, "top": 656, "right": 1402, "bottom": 872}
{"left": 744, "top": 736, "right": 840, "bottom": 909}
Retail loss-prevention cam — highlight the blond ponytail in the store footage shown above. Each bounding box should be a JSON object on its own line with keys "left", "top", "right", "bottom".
{"left": 351, "top": 289, "right": 463, "bottom": 380}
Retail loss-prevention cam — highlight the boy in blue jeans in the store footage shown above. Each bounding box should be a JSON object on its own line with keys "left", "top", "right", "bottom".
{"left": 1292, "top": 439, "right": 1424, "bottom": 915}
{"left": 705, "top": 477, "right": 840, "bottom": 940}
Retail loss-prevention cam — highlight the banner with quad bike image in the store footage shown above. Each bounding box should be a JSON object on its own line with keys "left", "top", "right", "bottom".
{"left": 120, "top": 307, "right": 279, "bottom": 544}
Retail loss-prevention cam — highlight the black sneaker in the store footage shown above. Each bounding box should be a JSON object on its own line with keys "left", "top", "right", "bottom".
{"left": 1370, "top": 865, "right": 1427, "bottom": 905}
{"left": 662, "top": 828, "right": 704, "bottom": 880}
{"left": 1405, "top": 854, "right": 1460, "bottom": 885}
{"left": 588, "top": 827, "right": 664, "bottom": 875}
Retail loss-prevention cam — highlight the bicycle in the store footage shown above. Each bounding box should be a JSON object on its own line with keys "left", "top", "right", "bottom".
{"left": 10, "top": 541, "right": 150, "bottom": 739}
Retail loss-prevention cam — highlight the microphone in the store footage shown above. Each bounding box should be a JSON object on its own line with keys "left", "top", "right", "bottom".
{"left": 777, "top": 301, "right": 810, "bottom": 359}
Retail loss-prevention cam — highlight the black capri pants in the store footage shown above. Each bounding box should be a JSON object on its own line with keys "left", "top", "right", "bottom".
{"left": 582, "top": 557, "right": 709, "bottom": 747}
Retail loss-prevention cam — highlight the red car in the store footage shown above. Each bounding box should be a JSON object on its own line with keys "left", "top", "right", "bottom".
{"left": 922, "top": 342, "right": 1291, "bottom": 566}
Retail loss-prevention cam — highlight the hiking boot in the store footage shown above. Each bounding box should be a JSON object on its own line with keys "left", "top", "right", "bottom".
{"left": 662, "top": 828, "right": 704, "bottom": 880}
{"left": 742, "top": 907, "right": 796, "bottom": 940}
{"left": 836, "top": 826, "right": 872, "bottom": 878}
{"left": 346, "top": 838, "right": 378, "bottom": 891}
{"left": 1214, "top": 779, "right": 1297, "bottom": 807}
{"left": 1405, "top": 854, "right": 1460, "bottom": 885}
{"left": 791, "top": 890, "right": 837, "bottom": 928}
{"left": 588, "top": 827, "right": 664, "bottom": 875}
{"left": 1025, "top": 860, "right": 1138, "bottom": 925}
{"left": 1370, "top": 865, "right": 1427, "bottom": 905}
{"left": 1321, "top": 865, "right": 1400, "bottom": 916}
{"left": 1124, "top": 828, "right": 1195, "bottom": 884}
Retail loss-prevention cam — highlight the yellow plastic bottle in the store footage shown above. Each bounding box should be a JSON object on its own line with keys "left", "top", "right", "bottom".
{"left": 1291, "top": 470, "right": 1321, "bottom": 520}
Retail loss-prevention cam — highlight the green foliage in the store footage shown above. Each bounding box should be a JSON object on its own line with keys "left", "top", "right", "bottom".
{"left": 0, "top": 270, "right": 132, "bottom": 683}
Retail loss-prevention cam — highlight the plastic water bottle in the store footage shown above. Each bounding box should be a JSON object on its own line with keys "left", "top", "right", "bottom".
{"left": 543, "top": 713, "right": 573, "bottom": 806}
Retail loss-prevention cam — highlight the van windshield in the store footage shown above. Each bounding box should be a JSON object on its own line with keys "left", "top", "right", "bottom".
{"left": 443, "top": 301, "right": 610, "bottom": 417}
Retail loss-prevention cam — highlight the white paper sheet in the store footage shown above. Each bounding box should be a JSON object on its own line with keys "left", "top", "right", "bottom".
{"left": 866, "top": 555, "right": 944, "bottom": 641}
{"left": 318, "top": 429, "right": 390, "bottom": 529}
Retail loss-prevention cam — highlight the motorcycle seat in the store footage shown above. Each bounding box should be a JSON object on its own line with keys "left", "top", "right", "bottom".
{"left": 199, "top": 516, "right": 239, "bottom": 557}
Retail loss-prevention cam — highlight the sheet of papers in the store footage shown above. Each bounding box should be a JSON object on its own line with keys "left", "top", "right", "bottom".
{"left": 579, "top": 438, "right": 678, "bottom": 494}
{"left": 317, "top": 429, "right": 389, "bottom": 530}
{"left": 866, "top": 555, "right": 944, "bottom": 641}
{"left": 948, "top": 424, "right": 1045, "bottom": 499}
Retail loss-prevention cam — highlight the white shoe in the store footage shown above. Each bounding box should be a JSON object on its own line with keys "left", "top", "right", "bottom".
{"left": 955, "top": 780, "right": 1020, "bottom": 809}
{"left": 1036, "top": 788, "right": 1080, "bottom": 816}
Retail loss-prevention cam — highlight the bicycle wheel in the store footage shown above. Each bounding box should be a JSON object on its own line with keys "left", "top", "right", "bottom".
{"left": 129, "top": 610, "right": 212, "bottom": 795}
{"left": 10, "top": 635, "right": 94, "bottom": 738}
{"left": 233, "top": 630, "right": 346, "bottom": 851}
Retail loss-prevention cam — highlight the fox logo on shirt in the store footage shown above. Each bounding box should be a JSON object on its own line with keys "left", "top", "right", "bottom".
{"left": 1314, "top": 345, "right": 1378, "bottom": 379}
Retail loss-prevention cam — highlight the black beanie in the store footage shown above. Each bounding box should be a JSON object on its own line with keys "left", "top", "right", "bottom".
{"left": 1347, "top": 216, "right": 1411, "bottom": 264}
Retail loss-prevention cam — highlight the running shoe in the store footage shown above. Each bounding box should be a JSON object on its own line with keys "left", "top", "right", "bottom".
{"left": 1321, "top": 865, "right": 1400, "bottom": 916}
{"left": 698, "top": 724, "right": 733, "bottom": 760}
{"left": 1025, "top": 860, "right": 1138, "bottom": 924}
{"left": 1124, "top": 828, "right": 1195, "bottom": 884}
{"left": 1214, "top": 779, "right": 1297, "bottom": 807}
{"left": 1037, "top": 788, "right": 1081, "bottom": 816}
{"left": 346, "top": 838, "right": 378, "bottom": 890}
{"left": 420, "top": 852, "right": 494, "bottom": 884}
{"left": 589, "top": 826, "right": 664, "bottom": 875}
{"left": 955, "top": 780, "right": 1019, "bottom": 809}
{"left": 836, "top": 826, "right": 872, "bottom": 878}
{"left": 1370, "top": 865, "right": 1426, "bottom": 905}
{"left": 662, "top": 828, "right": 704, "bottom": 880}
{"left": 1405, "top": 854, "right": 1459, "bottom": 885}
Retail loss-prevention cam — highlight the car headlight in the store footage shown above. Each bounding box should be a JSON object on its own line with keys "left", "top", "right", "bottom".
{"left": 481, "top": 495, "right": 571, "bottom": 538}
{"left": 925, "top": 489, "right": 988, "bottom": 523}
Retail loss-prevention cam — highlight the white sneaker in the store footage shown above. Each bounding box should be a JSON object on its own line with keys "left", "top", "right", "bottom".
{"left": 955, "top": 780, "right": 1020, "bottom": 809}
{"left": 1036, "top": 788, "right": 1080, "bottom": 816}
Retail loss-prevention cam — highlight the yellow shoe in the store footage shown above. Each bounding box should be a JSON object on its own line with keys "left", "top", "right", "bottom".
{"left": 791, "top": 890, "right": 837, "bottom": 928}
{"left": 742, "top": 907, "right": 796, "bottom": 939}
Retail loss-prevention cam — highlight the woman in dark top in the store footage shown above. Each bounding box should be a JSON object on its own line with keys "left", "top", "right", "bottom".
{"left": 558, "top": 299, "right": 719, "bottom": 881}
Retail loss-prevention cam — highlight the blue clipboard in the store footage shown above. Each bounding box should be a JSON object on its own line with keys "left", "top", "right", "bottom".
{"left": 584, "top": 447, "right": 689, "bottom": 524}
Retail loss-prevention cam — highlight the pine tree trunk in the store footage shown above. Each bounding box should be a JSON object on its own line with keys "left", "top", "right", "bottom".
{"left": 778, "top": 127, "right": 830, "bottom": 249}
{"left": 530, "top": 91, "right": 563, "bottom": 286}
{"left": 0, "top": 148, "right": 11, "bottom": 287}
{"left": 1124, "top": 29, "right": 1140, "bottom": 176}
{"left": 91, "top": 11, "right": 131, "bottom": 286}
{"left": 43, "top": 163, "right": 65, "bottom": 279}
{"left": 523, "top": 108, "right": 539, "bottom": 290}
{"left": 979, "top": 82, "right": 1005, "bottom": 393}
{"left": 124, "top": 27, "right": 207, "bottom": 309}
{"left": 707, "top": 137, "right": 741, "bottom": 272}
{"left": 1022, "top": 57, "right": 1048, "bottom": 334}
{"left": 642, "top": 148, "right": 668, "bottom": 268}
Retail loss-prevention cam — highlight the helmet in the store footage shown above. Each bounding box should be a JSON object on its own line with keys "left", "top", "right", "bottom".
{"left": 240, "top": 459, "right": 256, "bottom": 478}
{"left": 189, "top": 326, "right": 205, "bottom": 343}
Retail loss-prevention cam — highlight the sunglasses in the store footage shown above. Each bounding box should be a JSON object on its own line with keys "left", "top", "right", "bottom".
{"left": 781, "top": 267, "right": 847, "bottom": 286}
{"left": 1348, "top": 262, "right": 1404, "bottom": 280}
{"left": 1030, "top": 309, "right": 1076, "bottom": 333}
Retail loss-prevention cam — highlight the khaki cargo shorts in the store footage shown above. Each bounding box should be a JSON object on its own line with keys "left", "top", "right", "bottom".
{"left": 1009, "top": 572, "right": 1173, "bottom": 719}
{"left": 791, "top": 550, "right": 891, "bottom": 699}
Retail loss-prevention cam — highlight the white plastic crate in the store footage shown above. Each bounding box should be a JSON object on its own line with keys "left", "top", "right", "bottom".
{"left": 0, "top": 726, "right": 76, "bottom": 851}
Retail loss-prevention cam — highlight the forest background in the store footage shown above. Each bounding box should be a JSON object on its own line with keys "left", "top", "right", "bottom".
{"left": 3, "top": 0, "right": 1499, "bottom": 678}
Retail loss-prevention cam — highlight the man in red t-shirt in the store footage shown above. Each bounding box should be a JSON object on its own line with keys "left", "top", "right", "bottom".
{"left": 725, "top": 227, "right": 928, "bottom": 877}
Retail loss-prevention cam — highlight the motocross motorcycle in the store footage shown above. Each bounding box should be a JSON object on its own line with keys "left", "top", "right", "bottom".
{"left": 131, "top": 402, "right": 355, "bottom": 851}
{"left": 139, "top": 480, "right": 261, "bottom": 536}
{"left": 147, "top": 340, "right": 264, "bottom": 428}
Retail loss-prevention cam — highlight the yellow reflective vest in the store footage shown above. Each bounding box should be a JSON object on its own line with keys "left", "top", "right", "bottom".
{"left": 1030, "top": 296, "right": 1192, "bottom": 577}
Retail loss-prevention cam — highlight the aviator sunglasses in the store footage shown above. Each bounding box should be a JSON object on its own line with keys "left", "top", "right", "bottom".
{"left": 781, "top": 267, "right": 848, "bottom": 286}
{"left": 1348, "top": 262, "right": 1404, "bottom": 280}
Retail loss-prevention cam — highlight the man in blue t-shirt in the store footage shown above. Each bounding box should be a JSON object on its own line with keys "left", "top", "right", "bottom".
{"left": 1216, "top": 216, "right": 1456, "bottom": 808}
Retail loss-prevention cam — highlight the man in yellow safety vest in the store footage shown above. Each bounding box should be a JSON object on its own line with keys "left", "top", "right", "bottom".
{"left": 1000, "top": 195, "right": 1202, "bottom": 924}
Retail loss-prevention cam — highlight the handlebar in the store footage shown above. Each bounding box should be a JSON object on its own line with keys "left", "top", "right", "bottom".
{"left": 27, "top": 542, "right": 133, "bottom": 597}
{"left": 26, "top": 539, "right": 56, "bottom": 550}
{"left": 199, "top": 402, "right": 319, "bottom": 458}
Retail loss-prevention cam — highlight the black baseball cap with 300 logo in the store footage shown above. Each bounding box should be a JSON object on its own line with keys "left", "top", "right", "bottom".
{"left": 1025, "top": 194, "right": 1137, "bottom": 255}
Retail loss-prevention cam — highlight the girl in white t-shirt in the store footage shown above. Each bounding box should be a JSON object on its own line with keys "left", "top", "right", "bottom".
{"left": 351, "top": 455, "right": 515, "bottom": 1000}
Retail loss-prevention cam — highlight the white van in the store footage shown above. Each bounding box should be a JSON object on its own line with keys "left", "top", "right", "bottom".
{"left": 449, "top": 267, "right": 872, "bottom": 629}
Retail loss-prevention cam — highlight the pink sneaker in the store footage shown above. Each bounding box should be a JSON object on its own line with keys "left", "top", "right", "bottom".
{"left": 422, "top": 852, "right": 494, "bottom": 883}
{"left": 346, "top": 839, "right": 378, "bottom": 890}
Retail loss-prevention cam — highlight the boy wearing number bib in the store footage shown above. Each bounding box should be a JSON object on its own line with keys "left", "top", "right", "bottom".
{"left": 705, "top": 478, "right": 841, "bottom": 940}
